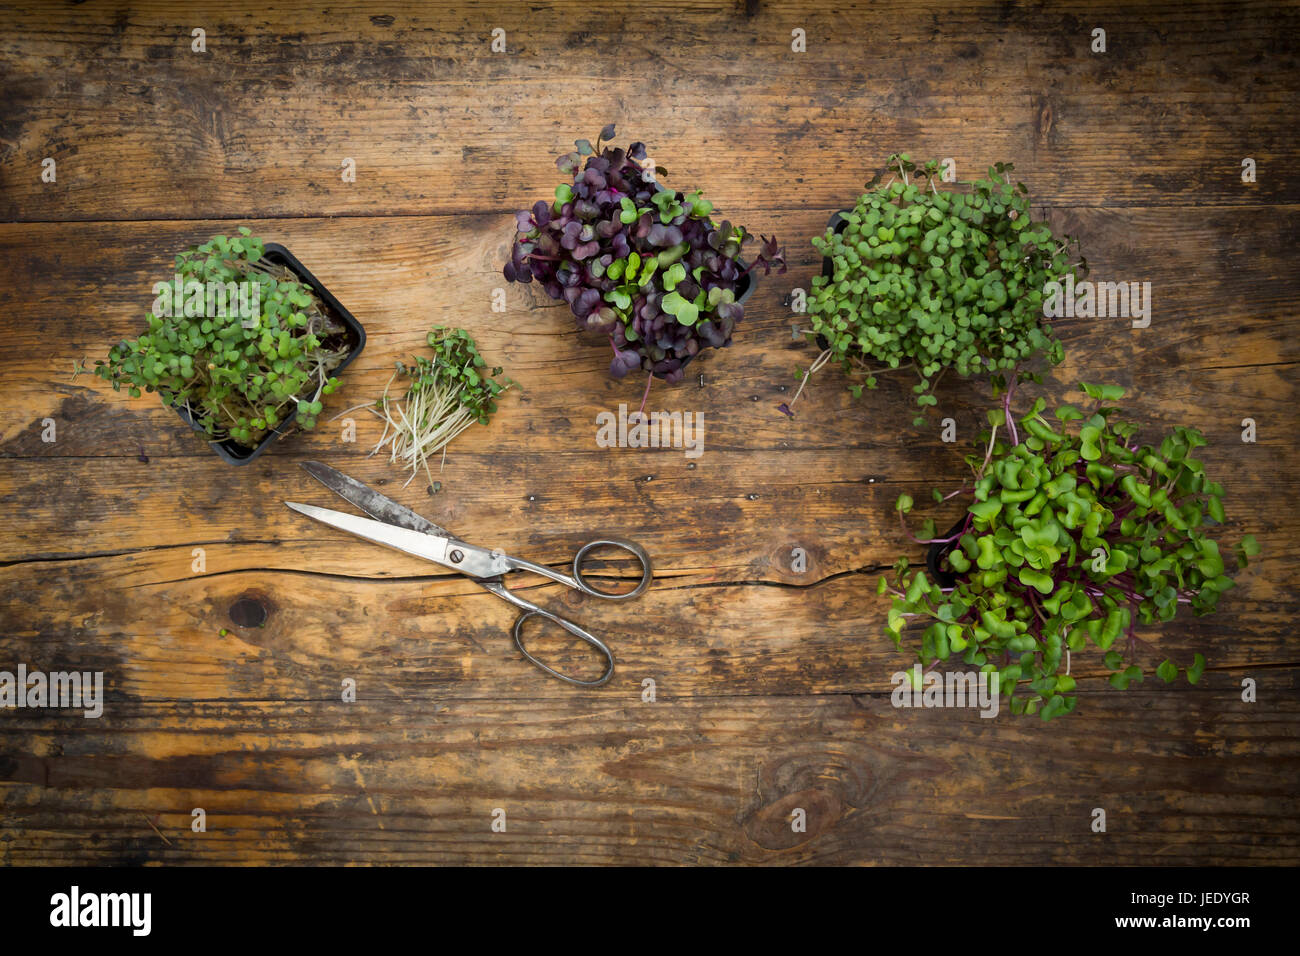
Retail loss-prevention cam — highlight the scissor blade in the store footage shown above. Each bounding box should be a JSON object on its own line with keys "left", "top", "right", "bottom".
{"left": 285, "top": 501, "right": 455, "bottom": 568}
{"left": 300, "top": 460, "right": 452, "bottom": 537}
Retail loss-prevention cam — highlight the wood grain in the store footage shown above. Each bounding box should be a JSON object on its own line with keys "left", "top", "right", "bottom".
{"left": 1, "top": 205, "right": 1298, "bottom": 462}
{"left": 1, "top": 0, "right": 1298, "bottom": 866}
{"left": 1, "top": 1, "right": 1298, "bottom": 221}
{"left": 1, "top": 549, "right": 1289, "bottom": 702}
{"left": 3, "top": 686, "right": 1297, "bottom": 865}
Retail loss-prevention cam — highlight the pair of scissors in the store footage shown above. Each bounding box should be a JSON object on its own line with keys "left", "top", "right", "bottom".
{"left": 285, "top": 461, "right": 652, "bottom": 687}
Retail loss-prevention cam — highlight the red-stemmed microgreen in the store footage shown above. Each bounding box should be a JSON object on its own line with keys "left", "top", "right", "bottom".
{"left": 882, "top": 378, "right": 1258, "bottom": 720}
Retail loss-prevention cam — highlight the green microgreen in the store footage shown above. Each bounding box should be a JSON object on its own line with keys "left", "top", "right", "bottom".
{"left": 881, "top": 378, "right": 1256, "bottom": 720}
{"left": 92, "top": 229, "right": 350, "bottom": 448}
{"left": 785, "top": 155, "right": 1086, "bottom": 424}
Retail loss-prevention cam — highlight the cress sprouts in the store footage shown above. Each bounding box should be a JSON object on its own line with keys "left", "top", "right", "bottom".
{"left": 339, "top": 327, "right": 512, "bottom": 488}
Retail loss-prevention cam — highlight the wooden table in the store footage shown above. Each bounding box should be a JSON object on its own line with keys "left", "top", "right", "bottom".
{"left": 1, "top": 0, "right": 1297, "bottom": 865}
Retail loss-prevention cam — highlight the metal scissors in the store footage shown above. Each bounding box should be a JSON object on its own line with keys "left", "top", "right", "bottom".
{"left": 285, "top": 461, "right": 652, "bottom": 687}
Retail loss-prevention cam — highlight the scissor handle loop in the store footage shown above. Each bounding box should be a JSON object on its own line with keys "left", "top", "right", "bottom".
{"left": 512, "top": 608, "right": 616, "bottom": 687}
{"left": 571, "top": 538, "right": 653, "bottom": 600}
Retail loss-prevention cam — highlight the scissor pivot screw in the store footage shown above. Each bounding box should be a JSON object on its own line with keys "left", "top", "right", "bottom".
{"left": 449, "top": 549, "right": 465, "bottom": 563}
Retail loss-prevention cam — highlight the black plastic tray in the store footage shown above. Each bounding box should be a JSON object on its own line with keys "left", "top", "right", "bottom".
{"left": 808, "top": 209, "right": 853, "bottom": 351}
{"left": 926, "top": 516, "right": 969, "bottom": 589}
{"left": 171, "top": 242, "right": 366, "bottom": 465}
{"left": 821, "top": 209, "right": 851, "bottom": 279}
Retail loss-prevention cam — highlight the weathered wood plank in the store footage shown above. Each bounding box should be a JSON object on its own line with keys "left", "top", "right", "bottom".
{"left": 1, "top": 1, "right": 1297, "bottom": 221}
{"left": 0, "top": 551, "right": 1285, "bottom": 700}
{"left": 1, "top": 205, "right": 1296, "bottom": 461}
{"left": 2, "top": 688, "right": 1297, "bottom": 865}
{"left": 0, "top": 443, "right": 1285, "bottom": 590}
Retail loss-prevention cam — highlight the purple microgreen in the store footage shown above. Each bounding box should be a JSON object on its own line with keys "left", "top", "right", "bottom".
{"left": 504, "top": 126, "right": 783, "bottom": 384}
